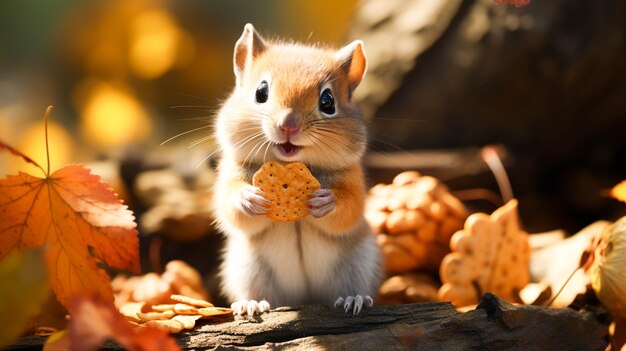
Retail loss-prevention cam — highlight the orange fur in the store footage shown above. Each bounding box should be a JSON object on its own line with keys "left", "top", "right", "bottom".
{"left": 306, "top": 163, "right": 366, "bottom": 234}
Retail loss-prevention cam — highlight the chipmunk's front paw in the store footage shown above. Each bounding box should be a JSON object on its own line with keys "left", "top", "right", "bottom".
{"left": 238, "top": 185, "right": 270, "bottom": 216}
{"left": 334, "top": 295, "right": 373, "bottom": 315}
{"left": 231, "top": 300, "right": 271, "bottom": 316}
{"left": 307, "top": 189, "right": 335, "bottom": 218}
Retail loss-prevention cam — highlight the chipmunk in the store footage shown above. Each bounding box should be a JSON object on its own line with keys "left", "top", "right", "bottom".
{"left": 213, "top": 24, "right": 382, "bottom": 315}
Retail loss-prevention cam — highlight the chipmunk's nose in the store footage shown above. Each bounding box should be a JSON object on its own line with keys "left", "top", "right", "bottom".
{"left": 279, "top": 112, "right": 300, "bottom": 136}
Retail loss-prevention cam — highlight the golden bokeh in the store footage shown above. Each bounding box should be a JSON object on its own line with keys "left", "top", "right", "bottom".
{"left": 78, "top": 81, "right": 152, "bottom": 147}
{"left": 128, "top": 8, "right": 195, "bottom": 79}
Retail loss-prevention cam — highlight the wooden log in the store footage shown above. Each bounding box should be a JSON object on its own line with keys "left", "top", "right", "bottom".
{"left": 8, "top": 294, "right": 608, "bottom": 350}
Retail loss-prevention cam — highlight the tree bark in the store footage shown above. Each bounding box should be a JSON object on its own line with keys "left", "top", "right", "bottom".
{"left": 8, "top": 294, "right": 608, "bottom": 351}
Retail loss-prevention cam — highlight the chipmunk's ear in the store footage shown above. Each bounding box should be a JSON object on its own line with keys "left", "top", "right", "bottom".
{"left": 336, "top": 40, "right": 367, "bottom": 91}
{"left": 234, "top": 23, "right": 267, "bottom": 84}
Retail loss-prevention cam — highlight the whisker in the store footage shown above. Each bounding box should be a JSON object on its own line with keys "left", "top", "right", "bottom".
{"left": 231, "top": 132, "right": 265, "bottom": 153}
{"left": 187, "top": 135, "right": 214, "bottom": 148}
{"left": 194, "top": 149, "right": 220, "bottom": 169}
{"left": 197, "top": 130, "right": 263, "bottom": 169}
{"left": 160, "top": 125, "right": 213, "bottom": 146}
{"left": 311, "top": 134, "right": 348, "bottom": 168}
{"left": 243, "top": 135, "right": 267, "bottom": 166}
{"left": 262, "top": 140, "right": 273, "bottom": 163}
{"left": 308, "top": 132, "right": 349, "bottom": 165}
{"left": 309, "top": 130, "right": 350, "bottom": 150}
{"left": 169, "top": 105, "right": 212, "bottom": 109}
{"left": 371, "top": 117, "right": 426, "bottom": 123}
{"left": 252, "top": 138, "right": 272, "bottom": 164}
{"left": 175, "top": 117, "right": 213, "bottom": 122}
{"left": 177, "top": 92, "right": 213, "bottom": 102}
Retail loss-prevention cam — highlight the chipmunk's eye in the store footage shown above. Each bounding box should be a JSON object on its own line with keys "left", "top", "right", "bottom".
{"left": 256, "top": 81, "right": 269, "bottom": 103}
{"left": 319, "top": 88, "right": 335, "bottom": 115}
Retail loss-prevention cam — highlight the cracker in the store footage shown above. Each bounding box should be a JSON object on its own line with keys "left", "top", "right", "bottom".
{"left": 173, "top": 303, "right": 199, "bottom": 315}
{"left": 198, "top": 307, "right": 233, "bottom": 317}
{"left": 253, "top": 161, "right": 320, "bottom": 222}
{"left": 137, "top": 310, "right": 175, "bottom": 321}
{"left": 144, "top": 319, "right": 184, "bottom": 333}
{"left": 172, "top": 315, "right": 202, "bottom": 329}
{"left": 119, "top": 301, "right": 144, "bottom": 323}
{"left": 151, "top": 303, "right": 176, "bottom": 312}
{"left": 170, "top": 294, "right": 213, "bottom": 308}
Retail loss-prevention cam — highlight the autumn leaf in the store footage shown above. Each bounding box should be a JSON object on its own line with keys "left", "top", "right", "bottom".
{"left": 0, "top": 106, "right": 139, "bottom": 309}
{"left": 43, "top": 295, "right": 181, "bottom": 351}
{"left": 0, "top": 248, "right": 49, "bottom": 347}
{"left": 611, "top": 181, "right": 626, "bottom": 204}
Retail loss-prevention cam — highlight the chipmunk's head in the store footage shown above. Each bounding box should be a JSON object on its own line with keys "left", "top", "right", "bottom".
{"left": 217, "top": 23, "right": 368, "bottom": 168}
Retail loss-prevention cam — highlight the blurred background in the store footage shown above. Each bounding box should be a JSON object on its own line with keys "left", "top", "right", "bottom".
{"left": 0, "top": 0, "right": 624, "bottom": 298}
{"left": 0, "top": 0, "right": 358, "bottom": 172}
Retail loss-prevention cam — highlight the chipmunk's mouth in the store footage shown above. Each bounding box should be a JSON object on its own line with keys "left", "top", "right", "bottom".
{"left": 277, "top": 142, "right": 301, "bottom": 157}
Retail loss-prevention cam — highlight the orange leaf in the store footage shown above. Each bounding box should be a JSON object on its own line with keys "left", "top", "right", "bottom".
{"left": 0, "top": 165, "right": 139, "bottom": 308}
{"left": 44, "top": 295, "right": 180, "bottom": 351}
{"left": 611, "top": 181, "right": 626, "bottom": 203}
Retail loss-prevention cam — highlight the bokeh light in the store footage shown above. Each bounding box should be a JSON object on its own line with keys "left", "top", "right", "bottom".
{"left": 77, "top": 80, "right": 152, "bottom": 147}
{"left": 129, "top": 8, "right": 195, "bottom": 79}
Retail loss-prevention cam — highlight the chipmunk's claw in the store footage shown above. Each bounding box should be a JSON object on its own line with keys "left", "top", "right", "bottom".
{"left": 308, "top": 189, "right": 335, "bottom": 218}
{"left": 231, "top": 299, "right": 271, "bottom": 315}
{"left": 239, "top": 185, "right": 270, "bottom": 216}
{"left": 334, "top": 295, "right": 373, "bottom": 315}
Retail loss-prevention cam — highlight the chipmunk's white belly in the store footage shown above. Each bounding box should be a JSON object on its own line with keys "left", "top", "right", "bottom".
{"left": 257, "top": 222, "right": 341, "bottom": 305}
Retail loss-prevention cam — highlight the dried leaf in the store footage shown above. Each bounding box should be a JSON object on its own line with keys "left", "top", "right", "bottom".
{"left": 0, "top": 165, "right": 139, "bottom": 308}
{"left": 0, "top": 249, "right": 49, "bottom": 347}
{"left": 590, "top": 217, "right": 626, "bottom": 319}
{"left": 1, "top": 108, "right": 139, "bottom": 309}
{"left": 438, "top": 200, "right": 531, "bottom": 307}
{"left": 611, "top": 181, "right": 626, "bottom": 204}
{"left": 45, "top": 295, "right": 181, "bottom": 351}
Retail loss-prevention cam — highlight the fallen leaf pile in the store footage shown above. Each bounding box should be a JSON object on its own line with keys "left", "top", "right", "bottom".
{"left": 120, "top": 294, "right": 231, "bottom": 333}
{"left": 43, "top": 295, "right": 181, "bottom": 351}
{"left": 588, "top": 216, "right": 626, "bottom": 319}
{"left": 113, "top": 260, "right": 231, "bottom": 334}
{"left": 113, "top": 260, "right": 208, "bottom": 307}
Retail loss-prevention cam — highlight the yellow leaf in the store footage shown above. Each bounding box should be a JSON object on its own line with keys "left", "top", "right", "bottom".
{"left": 611, "top": 181, "right": 626, "bottom": 203}
{"left": 0, "top": 249, "right": 49, "bottom": 347}
{"left": 42, "top": 330, "right": 70, "bottom": 351}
